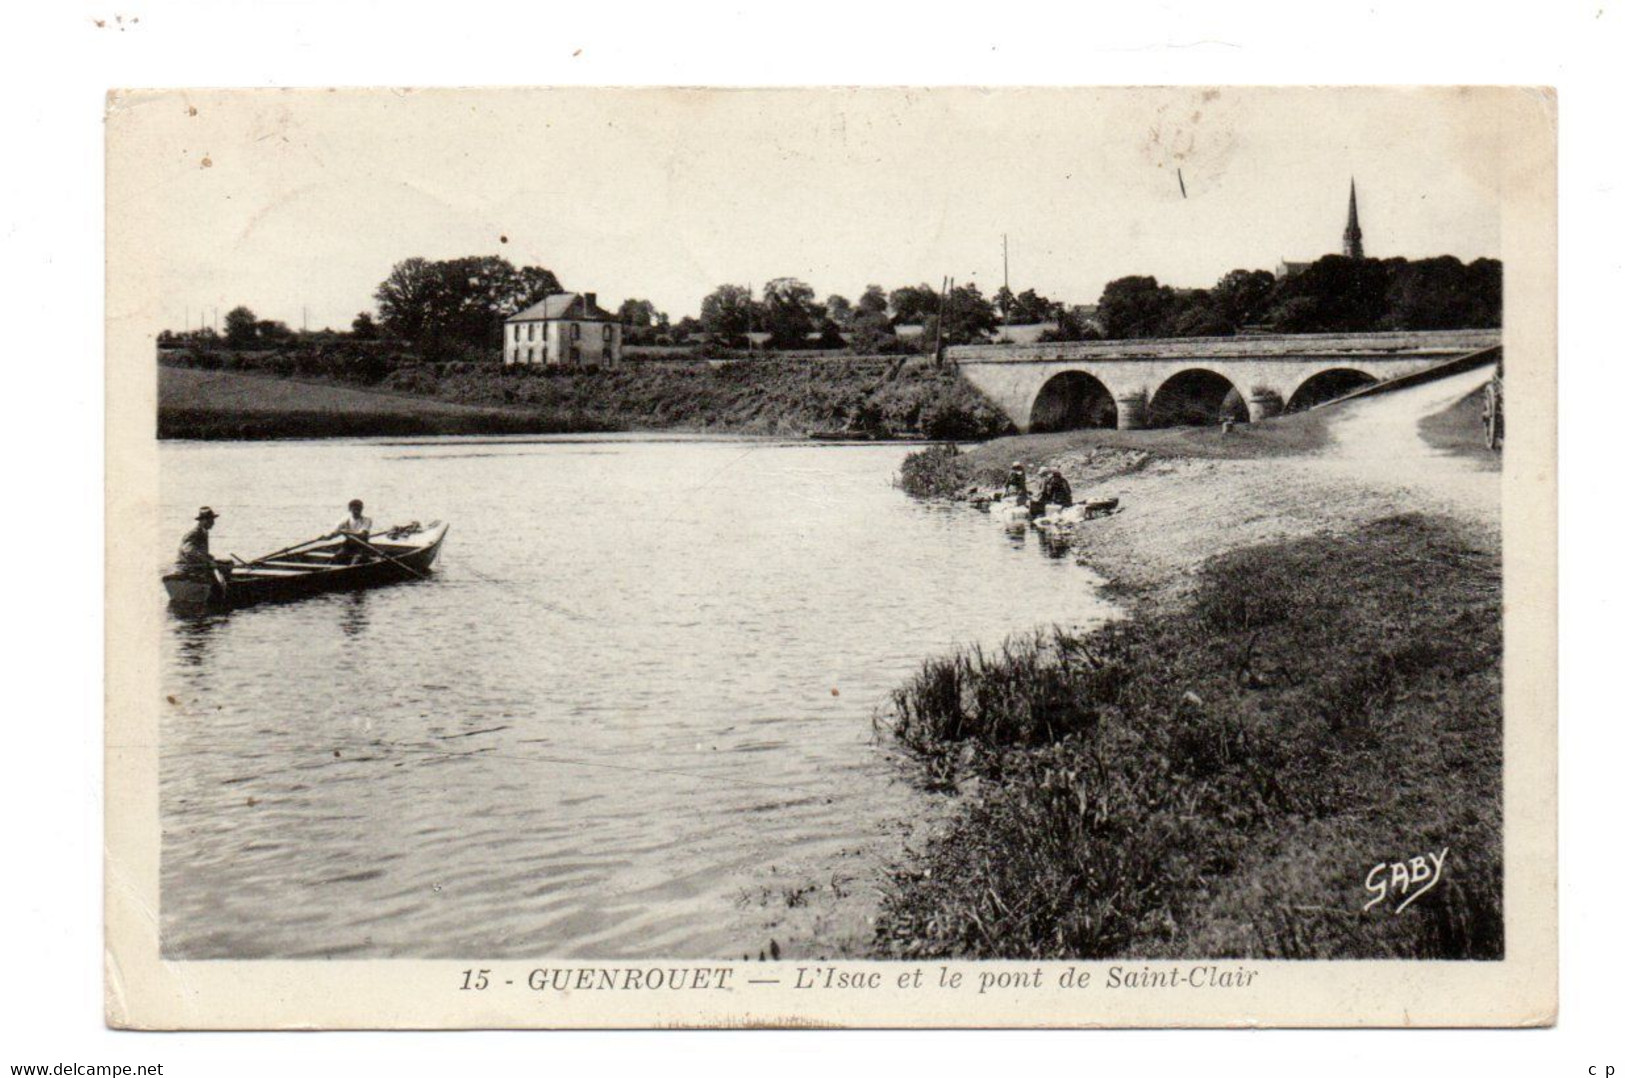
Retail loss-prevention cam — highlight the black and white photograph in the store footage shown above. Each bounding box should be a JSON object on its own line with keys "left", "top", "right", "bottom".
{"left": 102, "top": 84, "right": 1556, "bottom": 1029}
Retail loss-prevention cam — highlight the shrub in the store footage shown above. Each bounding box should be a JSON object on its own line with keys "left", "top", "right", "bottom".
{"left": 895, "top": 443, "right": 970, "bottom": 498}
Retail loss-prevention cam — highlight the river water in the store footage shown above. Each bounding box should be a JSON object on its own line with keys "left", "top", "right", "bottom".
{"left": 159, "top": 435, "right": 1114, "bottom": 959}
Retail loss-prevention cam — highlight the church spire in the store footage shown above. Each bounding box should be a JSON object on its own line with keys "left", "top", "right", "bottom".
{"left": 1343, "top": 178, "right": 1365, "bottom": 259}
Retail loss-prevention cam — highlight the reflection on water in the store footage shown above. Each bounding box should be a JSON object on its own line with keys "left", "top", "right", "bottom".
{"left": 338, "top": 590, "right": 371, "bottom": 639}
{"left": 171, "top": 610, "right": 228, "bottom": 669}
{"left": 159, "top": 435, "right": 1114, "bottom": 959}
{"left": 1037, "top": 527, "right": 1072, "bottom": 560}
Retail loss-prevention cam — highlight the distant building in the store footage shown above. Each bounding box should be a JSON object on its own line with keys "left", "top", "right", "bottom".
{"left": 504, "top": 292, "right": 623, "bottom": 366}
{"left": 1277, "top": 178, "right": 1366, "bottom": 278}
{"left": 991, "top": 322, "right": 1057, "bottom": 345}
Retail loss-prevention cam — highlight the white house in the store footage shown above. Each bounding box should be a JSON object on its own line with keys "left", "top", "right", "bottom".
{"left": 503, "top": 292, "right": 623, "bottom": 367}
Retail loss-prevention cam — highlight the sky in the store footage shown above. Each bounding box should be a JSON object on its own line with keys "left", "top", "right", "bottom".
{"left": 109, "top": 87, "right": 1513, "bottom": 333}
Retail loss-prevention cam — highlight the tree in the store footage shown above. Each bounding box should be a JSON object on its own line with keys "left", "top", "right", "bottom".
{"left": 761, "top": 277, "right": 818, "bottom": 348}
{"left": 994, "top": 286, "right": 1060, "bottom": 325}
{"left": 255, "top": 319, "right": 294, "bottom": 344}
{"left": 1209, "top": 268, "right": 1277, "bottom": 330}
{"left": 618, "top": 298, "right": 665, "bottom": 328}
{"left": 224, "top": 306, "right": 258, "bottom": 347}
{"left": 350, "top": 311, "right": 380, "bottom": 339}
{"left": 373, "top": 257, "right": 438, "bottom": 346}
{"left": 699, "top": 284, "right": 757, "bottom": 342}
{"left": 1465, "top": 258, "right": 1503, "bottom": 328}
{"left": 374, "top": 255, "right": 563, "bottom": 358}
{"left": 1037, "top": 306, "right": 1104, "bottom": 342}
{"left": 994, "top": 285, "right": 1016, "bottom": 323}
{"left": 1164, "top": 290, "right": 1232, "bottom": 337}
{"left": 857, "top": 284, "right": 889, "bottom": 318}
{"left": 513, "top": 265, "right": 564, "bottom": 312}
{"left": 823, "top": 294, "right": 854, "bottom": 329}
{"left": 1011, "top": 287, "right": 1060, "bottom": 325}
{"left": 921, "top": 282, "right": 999, "bottom": 347}
{"left": 1097, "top": 276, "right": 1178, "bottom": 339}
{"left": 888, "top": 283, "right": 940, "bottom": 326}
{"left": 1261, "top": 255, "right": 1389, "bottom": 333}
{"left": 1381, "top": 256, "right": 1500, "bottom": 330}
{"left": 847, "top": 308, "right": 895, "bottom": 353}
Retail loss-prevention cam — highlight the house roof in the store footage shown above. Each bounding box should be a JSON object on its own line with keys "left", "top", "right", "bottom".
{"left": 507, "top": 292, "right": 617, "bottom": 323}
{"left": 992, "top": 322, "right": 1058, "bottom": 345}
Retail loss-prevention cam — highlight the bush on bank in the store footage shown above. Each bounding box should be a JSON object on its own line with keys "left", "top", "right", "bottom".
{"left": 894, "top": 444, "right": 973, "bottom": 499}
{"left": 874, "top": 514, "right": 1503, "bottom": 961}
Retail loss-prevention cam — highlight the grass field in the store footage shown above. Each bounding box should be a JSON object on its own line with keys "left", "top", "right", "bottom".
{"left": 159, "top": 367, "right": 562, "bottom": 439}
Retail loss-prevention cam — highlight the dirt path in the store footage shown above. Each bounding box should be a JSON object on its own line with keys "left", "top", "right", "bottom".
{"left": 1315, "top": 366, "right": 1499, "bottom": 531}
{"left": 1047, "top": 371, "right": 1500, "bottom": 602}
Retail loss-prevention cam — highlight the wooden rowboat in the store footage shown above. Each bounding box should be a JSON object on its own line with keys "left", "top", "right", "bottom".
{"left": 163, "top": 521, "right": 450, "bottom": 610}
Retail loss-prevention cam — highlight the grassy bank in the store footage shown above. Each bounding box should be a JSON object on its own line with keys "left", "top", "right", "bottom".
{"left": 159, "top": 353, "right": 1013, "bottom": 441}
{"left": 157, "top": 368, "right": 576, "bottom": 440}
{"left": 875, "top": 514, "right": 1502, "bottom": 960}
{"left": 1419, "top": 385, "right": 1502, "bottom": 466}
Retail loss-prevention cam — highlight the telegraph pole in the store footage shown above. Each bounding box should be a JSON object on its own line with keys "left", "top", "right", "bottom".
{"left": 933, "top": 275, "right": 951, "bottom": 367}
{"left": 1002, "top": 233, "right": 1010, "bottom": 329}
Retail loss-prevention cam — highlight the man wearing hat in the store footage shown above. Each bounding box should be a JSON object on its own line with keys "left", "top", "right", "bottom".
{"left": 176, "top": 506, "right": 230, "bottom": 579}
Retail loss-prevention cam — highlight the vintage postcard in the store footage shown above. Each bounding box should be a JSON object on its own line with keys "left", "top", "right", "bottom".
{"left": 105, "top": 86, "right": 1556, "bottom": 1028}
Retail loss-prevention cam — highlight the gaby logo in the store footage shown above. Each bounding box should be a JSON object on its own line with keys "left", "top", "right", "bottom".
{"left": 1363, "top": 847, "right": 1450, "bottom": 914}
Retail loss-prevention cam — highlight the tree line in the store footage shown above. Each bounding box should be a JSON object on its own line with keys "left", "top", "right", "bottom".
{"left": 159, "top": 251, "right": 1502, "bottom": 362}
{"left": 1095, "top": 255, "right": 1502, "bottom": 340}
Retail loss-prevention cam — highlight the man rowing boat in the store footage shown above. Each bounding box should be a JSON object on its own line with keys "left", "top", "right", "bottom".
{"left": 326, "top": 499, "right": 375, "bottom": 564}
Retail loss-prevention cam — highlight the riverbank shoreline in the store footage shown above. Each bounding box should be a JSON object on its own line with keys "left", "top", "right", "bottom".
{"left": 157, "top": 356, "right": 1014, "bottom": 442}
{"left": 869, "top": 371, "right": 1503, "bottom": 960}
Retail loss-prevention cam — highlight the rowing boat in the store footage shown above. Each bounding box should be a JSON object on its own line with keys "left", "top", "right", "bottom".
{"left": 163, "top": 521, "right": 450, "bottom": 610}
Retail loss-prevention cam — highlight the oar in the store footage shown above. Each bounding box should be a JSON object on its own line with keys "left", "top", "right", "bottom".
{"left": 245, "top": 534, "right": 334, "bottom": 566}
{"left": 348, "top": 535, "right": 429, "bottom": 581}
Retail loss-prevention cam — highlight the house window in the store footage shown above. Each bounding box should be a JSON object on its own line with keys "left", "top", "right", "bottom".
{"left": 571, "top": 323, "right": 581, "bottom": 340}
{"left": 512, "top": 325, "right": 520, "bottom": 342}
{"left": 602, "top": 325, "right": 611, "bottom": 341}
{"left": 527, "top": 323, "right": 535, "bottom": 341}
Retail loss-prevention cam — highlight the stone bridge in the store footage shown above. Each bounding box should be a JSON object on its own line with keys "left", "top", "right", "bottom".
{"left": 949, "top": 329, "right": 1501, "bottom": 431}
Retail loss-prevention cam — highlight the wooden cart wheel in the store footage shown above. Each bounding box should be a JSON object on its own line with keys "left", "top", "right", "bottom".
{"left": 1482, "top": 382, "right": 1503, "bottom": 450}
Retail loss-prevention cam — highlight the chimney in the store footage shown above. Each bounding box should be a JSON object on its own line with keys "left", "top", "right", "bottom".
{"left": 584, "top": 292, "right": 597, "bottom": 312}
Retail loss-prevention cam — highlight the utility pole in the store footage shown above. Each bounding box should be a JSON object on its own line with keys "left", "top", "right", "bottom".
{"left": 1002, "top": 233, "right": 1010, "bottom": 329}
{"left": 933, "top": 275, "right": 951, "bottom": 367}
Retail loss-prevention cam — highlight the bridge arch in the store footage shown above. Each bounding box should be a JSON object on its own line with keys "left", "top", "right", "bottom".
{"left": 1286, "top": 368, "right": 1381, "bottom": 411}
{"left": 1029, "top": 370, "right": 1118, "bottom": 431}
{"left": 1147, "top": 368, "right": 1250, "bottom": 427}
